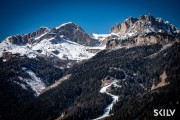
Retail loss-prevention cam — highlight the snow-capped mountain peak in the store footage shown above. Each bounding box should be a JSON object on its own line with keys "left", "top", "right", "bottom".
{"left": 0, "top": 22, "right": 102, "bottom": 62}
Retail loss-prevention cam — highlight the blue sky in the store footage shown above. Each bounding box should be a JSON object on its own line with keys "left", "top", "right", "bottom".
{"left": 0, "top": 0, "right": 180, "bottom": 41}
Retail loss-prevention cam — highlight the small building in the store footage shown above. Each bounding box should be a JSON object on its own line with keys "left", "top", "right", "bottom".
{"left": 2, "top": 52, "right": 12, "bottom": 61}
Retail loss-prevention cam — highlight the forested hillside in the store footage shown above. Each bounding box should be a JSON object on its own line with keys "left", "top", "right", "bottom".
{"left": 4, "top": 42, "right": 178, "bottom": 120}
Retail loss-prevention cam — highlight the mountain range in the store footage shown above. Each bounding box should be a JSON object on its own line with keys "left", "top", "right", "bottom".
{"left": 0, "top": 14, "right": 180, "bottom": 120}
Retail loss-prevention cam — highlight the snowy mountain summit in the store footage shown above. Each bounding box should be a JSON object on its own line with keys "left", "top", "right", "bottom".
{"left": 0, "top": 22, "right": 102, "bottom": 61}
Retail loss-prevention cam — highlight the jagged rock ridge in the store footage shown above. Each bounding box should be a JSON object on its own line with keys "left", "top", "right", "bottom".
{"left": 106, "top": 14, "right": 180, "bottom": 49}
{"left": 111, "top": 14, "right": 179, "bottom": 37}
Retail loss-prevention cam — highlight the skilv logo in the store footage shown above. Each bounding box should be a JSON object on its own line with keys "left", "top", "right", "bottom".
{"left": 154, "top": 109, "right": 176, "bottom": 116}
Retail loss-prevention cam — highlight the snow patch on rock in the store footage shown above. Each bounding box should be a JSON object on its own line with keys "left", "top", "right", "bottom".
{"left": 21, "top": 67, "right": 46, "bottom": 96}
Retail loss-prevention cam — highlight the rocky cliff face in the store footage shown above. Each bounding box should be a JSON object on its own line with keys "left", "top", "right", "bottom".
{"left": 106, "top": 33, "right": 180, "bottom": 49}
{"left": 51, "top": 22, "right": 94, "bottom": 46}
{"left": 110, "top": 14, "right": 179, "bottom": 36}
{"left": 7, "top": 27, "right": 50, "bottom": 45}
{"left": 111, "top": 17, "right": 138, "bottom": 34}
